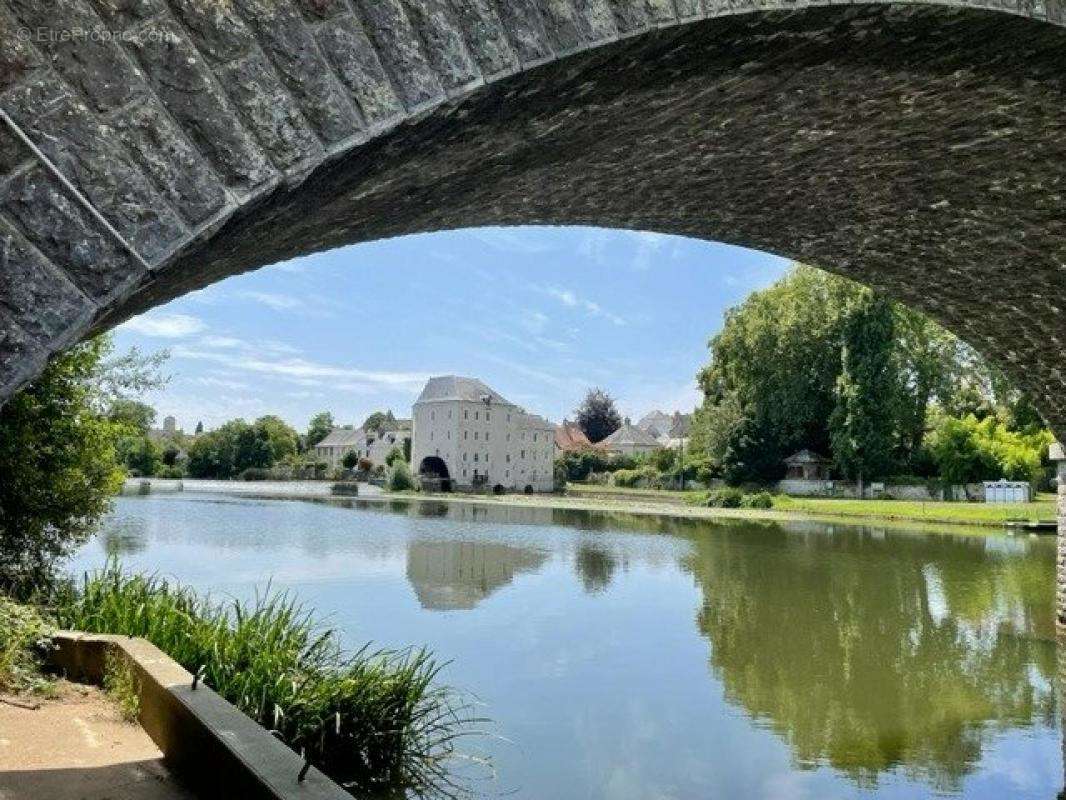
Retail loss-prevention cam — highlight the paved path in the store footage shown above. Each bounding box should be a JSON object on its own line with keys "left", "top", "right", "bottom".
{"left": 0, "top": 684, "right": 196, "bottom": 800}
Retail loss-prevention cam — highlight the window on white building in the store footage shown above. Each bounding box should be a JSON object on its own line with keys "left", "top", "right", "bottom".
{"left": 521, "top": 450, "right": 526, "bottom": 459}
{"left": 474, "top": 411, "right": 479, "bottom": 420}
{"left": 474, "top": 431, "right": 478, "bottom": 440}
{"left": 430, "top": 411, "right": 435, "bottom": 421}
{"left": 464, "top": 410, "right": 468, "bottom": 420}
{"left": 485, "top": 432, "right": 489, "bottom": 441}
{"left": 474, "top": 453, "right": 479, "bottom": 462}
{"left": 464, "top": 431, "right": 468, "bottom": 440}
{"left": 486, "top": 412, "right": 490, "bottom": 421}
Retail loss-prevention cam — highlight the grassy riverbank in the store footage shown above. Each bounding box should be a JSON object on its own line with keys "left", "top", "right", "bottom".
{"left": 373, "top": 483, "right": 1058, "bottom": 533}
{"left": 53, "top": 567, "right": 480, "bottom": 798}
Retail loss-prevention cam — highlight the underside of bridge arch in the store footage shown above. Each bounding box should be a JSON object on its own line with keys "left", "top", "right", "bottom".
{"left": 1, "top": 1, "right": 1065, "bottom": 440}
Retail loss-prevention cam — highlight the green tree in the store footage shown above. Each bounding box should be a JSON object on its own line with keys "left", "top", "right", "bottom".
{"left": 341, "top": 451, "right": 359, "bottom": 470}
{"left": 107, "top": 399, "right": 156, "bottom": 436}
{"left": 118, "top": 434, "right": 163, "bottom": 477}
{"left": 384, "top": 447, "right": 405, "bottom": 467}
{"left": 690, "top": 264, "right": 1051, "bottom": 485}
{"left": 575, "top": 388, "right": 622, "bottom": 443}
{"left": 253, "top": 415, "right": 299, "bottom": 463}
{"left": 694, "top": 266, "right": 855, "bottom": 481}
{"left": 829, "top": 290, "right": 900, "bottom": 490}
{"left": 186, "top": 416, "right": 300, "bottom": 478}
{"left": 363, "top": 410, "right": 398, "bottom": 434}
{"left": 306, "top": 411, "right": 334, "bottom": 448}
{"left": 0, "top": 339, "right": 126, "bottom": 594}
{"left": 161, "top": 443, "right": 182, "bottom": 468}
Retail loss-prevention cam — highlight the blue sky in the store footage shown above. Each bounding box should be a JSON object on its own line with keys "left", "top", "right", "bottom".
{"left": 114, "top": 226, "right": 788, "bottom": 433}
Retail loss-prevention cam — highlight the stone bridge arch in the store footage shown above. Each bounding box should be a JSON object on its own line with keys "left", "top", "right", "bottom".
{"left": 1, "top": 2, "right": 1065, "bottom": 586}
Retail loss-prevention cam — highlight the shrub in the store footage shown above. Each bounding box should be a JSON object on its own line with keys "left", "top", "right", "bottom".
{"left": 55, "top": 566, "right": 481, "bottom": 798}
{"left": 706, "top": 488, "right": 744, "bottom": 508}
{"left": 357, "top": 457, "right": 373, "bottom": 473}
{"left": 342, "top": 451, "right": 359, "bottom": 470}
{"left": 103, "top": 651, "right": 140, "bottom": 722}
{"left": 386, "top": 459, "right": 417, "bottom": 492}
{"left": 0, "top": 596, "right": 54, "bottom": 695}
{"left": 384, "top": 448, "right": 405, "bottom": 467}
{"left": 740, "top": 491, "right": 774, "bottom": 509}
{"left": 157, "top": 465, "right": 185, "bottom": 479}
{"left": 611, "top": 466, "right": 658, "bottom": 488}
{"left": 239, "top": 467, "right": 272, "bottom": 481}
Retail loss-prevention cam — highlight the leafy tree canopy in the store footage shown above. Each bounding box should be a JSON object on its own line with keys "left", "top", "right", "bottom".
{"left": 107, "top": 399, "right": 157, "bottom": 436}
{"left": 306, "top": 411, "right": 334, "bottom": 448}
{"left": 691, "top": 265, "right": 1050, "bottom": 485}
{"left": 0, "top": 335, "right": 166, "bottom": 595}
{"left": 363, "top": 410, "right": 398, "bottom": 434}
{"left": 575, "top": 389, "right": 622, "bottom": 444}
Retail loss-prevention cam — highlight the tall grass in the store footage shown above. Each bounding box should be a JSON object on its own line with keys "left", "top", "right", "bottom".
{"left": 53, "top": 565, "right": 485, "bottom": 798}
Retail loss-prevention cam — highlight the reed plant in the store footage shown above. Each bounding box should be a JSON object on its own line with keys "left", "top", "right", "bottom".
{"left": 53, "top": 564, "right": 484, "bottom": 798}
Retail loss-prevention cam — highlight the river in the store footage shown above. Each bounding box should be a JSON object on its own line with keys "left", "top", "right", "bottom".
{"left": 71, "top": 492, "right": 1063, "bottom": 799}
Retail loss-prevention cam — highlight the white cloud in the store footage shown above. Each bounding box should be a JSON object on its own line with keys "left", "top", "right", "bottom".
{"left": 170, "top": 346, "right": 429, "bottom": 393}
{"left": 542, "top": 286, "right": 626, "bottom": 326}
{"left": 119, "top": 313, "right": 206, "bottom": 338}
{"left": 238, "top": 291, "right": 304, "bottom": 311}
{"left": 194, "top": 375, "right": 252, "bottom": 391}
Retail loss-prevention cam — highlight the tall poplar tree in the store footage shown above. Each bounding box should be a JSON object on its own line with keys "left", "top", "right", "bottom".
{"left": 829, "top": 290, "right": 900, "bottom": 493}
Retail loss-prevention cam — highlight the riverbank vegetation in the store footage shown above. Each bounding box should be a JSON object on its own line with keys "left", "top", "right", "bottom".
{"left": 0, "top": 596, "right": 55, "bottom": 696}
{"left": 0, "top": 337, "right": 159, "bottom": 597}
{"left": 557, "top": 483, "right": 1056, "bottom": 528}
{"left": 54, "top": 566, "right": 481, "bottom": 798}
{"left": 685, "top": 265, "right": 1055, "bottom": 490}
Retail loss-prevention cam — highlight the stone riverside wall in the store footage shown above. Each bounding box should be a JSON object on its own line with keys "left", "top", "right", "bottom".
{"left": 0, "top": 0, "right": 1066, "bottom": 442}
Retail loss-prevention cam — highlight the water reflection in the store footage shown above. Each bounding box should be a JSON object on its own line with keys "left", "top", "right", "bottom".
{"left": 684, "top": 521, "right": 1058, "bottom": 792}
{"left": 406, "top": 540, "right": 548, "bottom": 610}
{"left": 73, "top": 494, "right": 1062, "bottom": 799}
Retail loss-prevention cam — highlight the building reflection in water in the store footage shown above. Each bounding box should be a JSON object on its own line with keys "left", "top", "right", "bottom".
{"left": 405, "top": 540, "right": 548, "bottom": 610}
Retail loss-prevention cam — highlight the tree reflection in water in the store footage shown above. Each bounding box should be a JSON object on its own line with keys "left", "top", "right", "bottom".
{"left": 681, "top": 521, "right": 1058, "bottom": 792}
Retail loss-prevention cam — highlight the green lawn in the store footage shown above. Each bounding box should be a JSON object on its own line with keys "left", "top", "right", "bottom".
{"left": 566, "top": 483, "right": 1058, "bottom": 527}
{"left": 770, "top": 494, "right": 1057, "bottom": 526}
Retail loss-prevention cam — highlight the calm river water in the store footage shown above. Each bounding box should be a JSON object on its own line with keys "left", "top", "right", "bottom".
{"left": 72, "top": 493, "right": 1063, "bottom": 799}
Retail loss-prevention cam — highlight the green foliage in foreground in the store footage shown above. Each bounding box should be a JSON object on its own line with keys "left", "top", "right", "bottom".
{"left": 55, "top": 567, "right": 482, "bottom": 799}
{"left": 0, "top": 596, "right": 55, "bottom": 695}
{"left": 0, "top": 339, "right": 126, "bottom": 596}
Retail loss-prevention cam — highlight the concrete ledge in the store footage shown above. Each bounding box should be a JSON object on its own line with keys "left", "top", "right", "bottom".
{"left": 49, "top": 631, "right": 350, "bottom": 800}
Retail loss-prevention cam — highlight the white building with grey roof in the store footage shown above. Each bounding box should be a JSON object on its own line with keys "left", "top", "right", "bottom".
{"left": 314, "top": 423, "right": 411, "bottom": 470}
{"left": 602, "top": 417, "right": 662, "bottom": 457}
{"left": 411, "top": 376, "right": 556, "bottom": 493}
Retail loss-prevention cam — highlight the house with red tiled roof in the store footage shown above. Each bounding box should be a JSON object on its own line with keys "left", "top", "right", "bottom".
{"left": 555, "top": 419, "right": 602, "bottom": 453}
